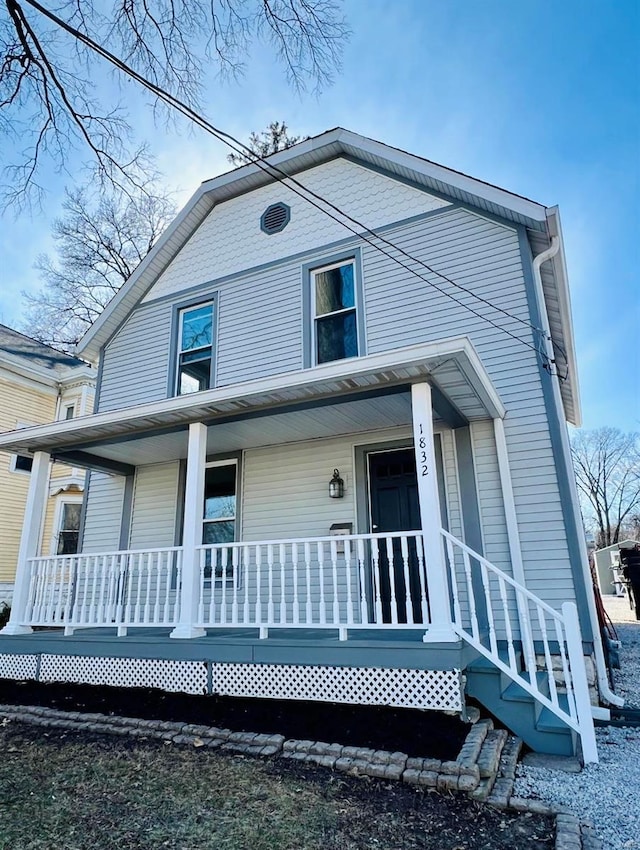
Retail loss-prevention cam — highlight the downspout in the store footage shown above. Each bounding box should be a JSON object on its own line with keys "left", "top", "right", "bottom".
{"left": 533, "top": 237, "right": 623, "bottom": 709}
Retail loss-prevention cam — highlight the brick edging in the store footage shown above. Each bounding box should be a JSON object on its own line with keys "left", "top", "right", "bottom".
{"left": 0, "top": 703, "right": 601, "bottom": 850}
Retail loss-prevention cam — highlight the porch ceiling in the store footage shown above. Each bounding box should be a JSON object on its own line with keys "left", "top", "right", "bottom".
{"left": 0, "top": 337, "right": 505, "bottom": 470}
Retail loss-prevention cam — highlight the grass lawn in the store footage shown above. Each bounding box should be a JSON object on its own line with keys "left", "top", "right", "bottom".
{"left": 0, "top": 722, "right": 555, "bottom": 850}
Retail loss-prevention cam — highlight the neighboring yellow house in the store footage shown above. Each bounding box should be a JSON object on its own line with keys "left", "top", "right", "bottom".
{"left": 0, "top": 325, "right": 96, "bottom": 604}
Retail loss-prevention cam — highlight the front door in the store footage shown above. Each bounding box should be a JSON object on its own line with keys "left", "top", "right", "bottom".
{"left": 368, "top": 449, "right": 423, "bottom": 623}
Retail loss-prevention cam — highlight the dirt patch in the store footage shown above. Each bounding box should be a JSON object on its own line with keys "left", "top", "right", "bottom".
{"left": 0, "top": 722, "right": 555, "bottom": 850}
{"left": 0, "top": 679, "right": 469, "bottom": 759}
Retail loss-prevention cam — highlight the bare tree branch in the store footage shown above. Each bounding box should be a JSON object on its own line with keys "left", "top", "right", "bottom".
{"left": 1, "top": 0, "right": 348, "bottom": 206}
{"left": 571, "top": 427, "right": 640, "bottom": 547}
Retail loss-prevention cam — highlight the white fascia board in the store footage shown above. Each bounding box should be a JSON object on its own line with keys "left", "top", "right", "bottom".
{"left": 0, "top": 337, "right": 504, "bottom": 452}
{"left": 546, "top": 207, "right": 582, "bottom": 427}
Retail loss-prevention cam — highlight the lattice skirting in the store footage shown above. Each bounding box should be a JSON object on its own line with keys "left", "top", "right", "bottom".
{"left": 0, "top": 653, "right": 462, "bottom": 711}
{"left": 213, "top": 663, "right": 463, "bottom": 711}
{"left": 0, "top": 653, "right": 38, "bottom": 681}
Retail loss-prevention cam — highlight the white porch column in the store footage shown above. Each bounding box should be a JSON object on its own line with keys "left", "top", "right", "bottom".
{"left": 170, "top": 422, "right": 207, "bottom": 639}
{"left": 1, "top": 451, "right": 50, "bottom": 635}
{"left": 411, "top": 383, "right": 456, "bottom": 642}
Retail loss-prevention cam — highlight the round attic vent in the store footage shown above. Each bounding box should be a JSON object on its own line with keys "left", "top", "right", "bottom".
{"left": 261, "top": 202, "right": 290, "bottom": 235}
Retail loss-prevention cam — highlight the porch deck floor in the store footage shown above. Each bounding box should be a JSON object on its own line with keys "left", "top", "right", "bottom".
{"left": 0, "top": 627, "right": 470, "bottom": 670}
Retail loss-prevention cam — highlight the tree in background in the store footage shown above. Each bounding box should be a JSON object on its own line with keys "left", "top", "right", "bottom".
{"left": 0, "top": 1, "right": 347, "bottom": 206}
{"left": 227, "top": 121, "right": 305, "bottom": 166}
{"left": 571, "top": 428, "right": 640, "bottom": 548}
{"left": 22, "top": 173, "right": 175, "bottom": 349}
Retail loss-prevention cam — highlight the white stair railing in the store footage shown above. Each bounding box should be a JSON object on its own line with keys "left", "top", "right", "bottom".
{"left": 24, "top": 548, "right": 183, "bottom": 631}
{"left": 441, "top": 528, "right": 598, "bottom": 764}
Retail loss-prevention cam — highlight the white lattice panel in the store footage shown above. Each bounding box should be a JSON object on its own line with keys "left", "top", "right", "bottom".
{"left": 212, "top": 664, "right": 462, "bottom": 711}
{"left": 0, "top": 653, "right": 38, "bottom": 681}
{"left": 39, "top": 655, "right": 207, "bottom": 695}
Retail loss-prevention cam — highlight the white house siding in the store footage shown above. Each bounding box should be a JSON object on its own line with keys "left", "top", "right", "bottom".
{"left": 143, "top": 158, "right": 451, "bottom": 304}
{"left": 91, "top": 159, "right": 575, "bottom": 615}
{"left": 81, "top": 473, "right": 126, "bottom": 553}
{"left": 128, "top": 462, "right": 180, "bottom": 549}
{"left": 361, "top": 208, "right": 576, "bottom": 608}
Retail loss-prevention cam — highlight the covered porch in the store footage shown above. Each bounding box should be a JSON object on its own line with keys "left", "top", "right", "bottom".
{"left": 0, "top": 338, "right": 598, "bottom": 760}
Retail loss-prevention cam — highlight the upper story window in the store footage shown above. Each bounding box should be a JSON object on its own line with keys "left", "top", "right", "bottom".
{"left": 177, "top": 302, "right": 214, "bottom": 395}
{"left": 64, "top": 404, "right": 75, "bottom": 420}
{"left": 10, "top": 454, "right": 33, "bottom": 474}
{"left": 312, "top": 259, "right": 359, "bottom": 365}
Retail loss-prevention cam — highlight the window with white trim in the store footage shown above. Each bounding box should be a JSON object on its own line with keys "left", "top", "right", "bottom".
{"left": 176, "top": 302, "right": 214, "bottom": 395}
{"left": 10, "top": 454, "right": 33, "bottom": 474}
{"left": 311, "top": 259, "right": 359, "bottom": 365}
{"left": 202, "top": 460, "right": 237, "bottom": 580}
{"left": 55, "top": 501, "right": 82, "bottom": 555}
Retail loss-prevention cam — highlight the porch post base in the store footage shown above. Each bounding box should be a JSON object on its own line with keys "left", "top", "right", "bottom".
{"left": 170, "top": 625, "right": 207, "bottom": 640}
{"left": 0, "top": 623, "right": 33, "bottom": 636}
{"left": 422, "top": 626, "right": 458, "bottom": 644}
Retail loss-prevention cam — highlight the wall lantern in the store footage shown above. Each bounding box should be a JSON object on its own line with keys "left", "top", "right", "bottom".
{"left": 329, "top": 468, "right": 344, "bottom": 499}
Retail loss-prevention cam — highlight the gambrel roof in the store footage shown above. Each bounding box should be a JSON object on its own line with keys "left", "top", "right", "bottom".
{"left": 75, "top": 128, "right": 580, "bottom": 425}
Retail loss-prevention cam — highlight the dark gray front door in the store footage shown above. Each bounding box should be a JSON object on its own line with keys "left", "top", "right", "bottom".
{"left": 368, "top": 449, "right": 423, "bottom": 623}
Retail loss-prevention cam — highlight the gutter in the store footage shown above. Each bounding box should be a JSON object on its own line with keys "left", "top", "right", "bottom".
{"left": 533, "top": 231, "right": 624, "bottom": 709}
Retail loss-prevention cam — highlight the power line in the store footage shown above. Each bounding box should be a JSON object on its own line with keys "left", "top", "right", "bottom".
{"left": 23, "top": 0, "right": 558, "bottom": 369}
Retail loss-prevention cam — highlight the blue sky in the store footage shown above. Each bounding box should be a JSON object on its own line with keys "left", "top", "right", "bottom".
{"left": 1, "top": 0, "right": 638, "bottom": 430}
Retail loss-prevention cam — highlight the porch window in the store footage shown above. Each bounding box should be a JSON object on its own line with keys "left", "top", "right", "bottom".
{"left": 203, "top": 461, "right": 236, "bottom": 544}
{"left": 177, "top": 302, "right": 214, "bottom": 395}
{"left": 56, "top": 501, "right": 82, "bottom": 555}
{"left": 312, "top": 259, "right": 359, "bottom": 365}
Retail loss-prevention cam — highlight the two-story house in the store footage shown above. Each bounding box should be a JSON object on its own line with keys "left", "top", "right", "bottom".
{"left": 0, "top": 325, "right": 96, "bottom": 604}
{"left": 0, "top": 130, "right": 611, "bottom": 762}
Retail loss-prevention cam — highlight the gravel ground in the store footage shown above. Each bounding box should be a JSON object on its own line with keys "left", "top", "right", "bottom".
{"left": 514, "top": 595, "right": 640, "bottom": 850}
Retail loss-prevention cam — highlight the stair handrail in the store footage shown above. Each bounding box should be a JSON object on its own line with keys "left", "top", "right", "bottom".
{"left": 440, "top": 528, "right": 598, "bottom": 764}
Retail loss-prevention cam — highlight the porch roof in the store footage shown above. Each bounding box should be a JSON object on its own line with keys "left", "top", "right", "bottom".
{"left": 0, "top": 338, "right": 504, "bottom": 470}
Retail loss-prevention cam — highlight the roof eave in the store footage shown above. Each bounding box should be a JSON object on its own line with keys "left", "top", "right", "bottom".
{"left": 546, "top": 207, "right": 582, "bottom": 427}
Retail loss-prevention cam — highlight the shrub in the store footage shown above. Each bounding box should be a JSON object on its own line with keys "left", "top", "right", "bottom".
{"left": 0, "top": 603, "right": 10, "bottom": 629}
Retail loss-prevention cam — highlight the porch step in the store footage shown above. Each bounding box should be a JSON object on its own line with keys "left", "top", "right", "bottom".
{"left": 465, "top": 657, "right": 575, "bottom": 757}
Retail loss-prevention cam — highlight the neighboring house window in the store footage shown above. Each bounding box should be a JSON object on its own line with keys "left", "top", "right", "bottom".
{"left": 10, "top": 454, "right": 33, "bottom": 474}
{"left": 176, "top": 302, "right": 214, "bottom": 395}
{"left": 56, "top": 502, "right": 82, "bottom": 555}
{"left": 311, "top": 258, "right": 360, "bottom": 365}
{"left": 202, "top": 461, "right": 237, "bottom": 580}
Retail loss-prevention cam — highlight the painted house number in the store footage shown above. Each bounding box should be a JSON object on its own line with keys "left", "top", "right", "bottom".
{"left": 418, "top": 423, "right": 429, "bottom": 477}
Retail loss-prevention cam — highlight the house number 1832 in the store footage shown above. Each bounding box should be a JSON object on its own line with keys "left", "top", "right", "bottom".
{"left": 418, "top": 423, "right": 429, "bottom": 477}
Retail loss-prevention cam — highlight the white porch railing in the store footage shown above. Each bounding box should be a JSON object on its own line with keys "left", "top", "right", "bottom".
{"left": 195, "top": 530, "right": 430, "bottom": 632}
{"left": 441, "top": 528, "right": 598, "bottom": 764}
{"left": 24, "top": 548, "right": 183, "bottom": 631}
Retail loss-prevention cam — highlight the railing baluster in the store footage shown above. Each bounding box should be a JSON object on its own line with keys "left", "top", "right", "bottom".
{"left": 143, "top": 553, "right": 152, "bottom": 624}
{"left": 163, "top": 553, "right": 172, "bottom": 624}
{"left": 304, "top": 542, "right": 312, "bottom": 624}
{"left": 220, "top": 547, "right": 228, "bottom": 624}
{"left": 231, "top": 546, "right": 240, "bottom": 625}
{"left": 480, "top": 561, "right": 497, "bottom": 656}
{"left": 330, "top": 539, "right": 340, "bottom": 624}
{"left": 317, "top": 541, "right": 326, "bottom": 624}
{"left": 462, "top": 550, "right": 478, "bottom": 641}
{"left": 254, "top": 545, "right": 262, "bottom": 625}
{"left": 292, "top": 543, "right": 300, "bottom": 625}
{"left": 81, "top": 556, "right": 91, "bottom": 626}
{"left": 357, "top": 538, "right": 368, "bottom": 624}
{"left": 415, "top": 534, "right": 429, "bottom": 624}
{"left": 385, "top": 536, "right": 398, "bottom": 624}
{"left": 279, "top": 543, "right": 287, "bottom": 625}
{"left": 153, "top": 553, "right": 162, "bottom": 623}
{"left": 344, "top": 539, "right": 354, "bottom": 626}
{"left": 243, "top": 545, "right": 250, "bottom": 625}
{"left": 400, "top": 534, "right": 413, "bottom": 624}
{"left": 537, "top": 608, "right": 559, "bottom": 709}
{"left": 174, "top": 550, "right": 182, "bottom": 623}
{"left": 444, "top": 535, "right": 460, "bottom": 627}
{"left": 371, "top": 537, "right": 383, "bottom": 623}
{"left": 87, "top": 556, "right": 98, "bottom": 624}
{"left": 124, "top": 554, "right": 134, "bottom": 624}
{"left": 497, "top": 575, "right": 517, "bottom": 672}
{"left": 554, "top": 618, "right": 577, "bottom": 721}
{"left": 517, "top": 588, "right": 537, "bottom": 686}
{"left": 267, "top": 544, "right": 274, "bottom": 625}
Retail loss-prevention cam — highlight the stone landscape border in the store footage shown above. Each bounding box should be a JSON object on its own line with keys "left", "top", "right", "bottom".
{"left": 0, "top": 703, "right": 600, "bottom": 850}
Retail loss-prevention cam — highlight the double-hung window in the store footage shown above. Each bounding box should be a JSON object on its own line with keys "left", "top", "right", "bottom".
{"left": 176, "top": 302, "right": 214, "bottom": 395}
{"left": 202, "top": 460, "right": 237, "bottom": 581}
{"left": 312, "top": 258, "right": 359, "bottom": 365}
